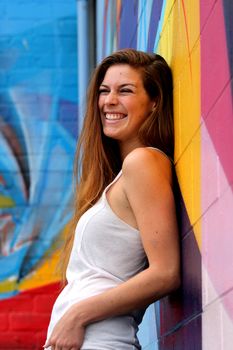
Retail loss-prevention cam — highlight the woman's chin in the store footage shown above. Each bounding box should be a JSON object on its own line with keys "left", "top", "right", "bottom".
{"left": 103, "top": 128, "right": 122, "bottom": 140}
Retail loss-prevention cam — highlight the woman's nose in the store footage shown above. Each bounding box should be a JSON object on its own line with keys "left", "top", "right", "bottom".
{"left": 105, "top": 91, "right": 118, "bottom": 105}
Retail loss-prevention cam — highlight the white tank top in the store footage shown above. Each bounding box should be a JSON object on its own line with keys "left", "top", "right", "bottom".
{"left": 47, "top": 147, "right": 171, "bottom": 338}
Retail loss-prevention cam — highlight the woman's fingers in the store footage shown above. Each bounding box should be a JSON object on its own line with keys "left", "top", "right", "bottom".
{"left": 43, "top": 339, "right": 81, "bottom": 350}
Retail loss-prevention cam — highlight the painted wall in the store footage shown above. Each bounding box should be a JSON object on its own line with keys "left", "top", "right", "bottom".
{"left": 0, "top": 0, "right": 78, "bottom": 348}
{"left": 97, "top": 0, "right": 232, "bottom": 349}
{"left": 0, "top": 0, "right": 232, "bottom": 349}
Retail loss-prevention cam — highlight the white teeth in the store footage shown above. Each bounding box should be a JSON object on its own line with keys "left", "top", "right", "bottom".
{"left": 105, "top": 113, "right": 126, "bottom": 120}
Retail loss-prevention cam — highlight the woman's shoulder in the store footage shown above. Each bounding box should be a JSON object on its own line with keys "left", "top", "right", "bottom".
{"left": 122, "top": 147, "right": 172, "bottom": 171}
{"left": 122, "top": 147, "right": 173, "bottom": 198}
{"left": 122, "top": 147, "right": 172, "bottom": 185}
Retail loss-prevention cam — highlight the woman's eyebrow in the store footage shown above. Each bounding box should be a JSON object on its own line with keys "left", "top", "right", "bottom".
{"left": 120, "top": 83, "right": 137, "bottom": 87}
{"left": 100, "top": 83, "right": 137, "bottom": 88}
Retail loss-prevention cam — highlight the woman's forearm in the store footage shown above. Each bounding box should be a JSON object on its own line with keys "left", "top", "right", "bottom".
{"left": 72, "top": 264, "right": 180, "bottom": 327}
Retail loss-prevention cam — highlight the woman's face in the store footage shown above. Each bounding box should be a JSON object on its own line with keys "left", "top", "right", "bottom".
{"left": 98, "top": 64, "right": 155, "bottom": 146}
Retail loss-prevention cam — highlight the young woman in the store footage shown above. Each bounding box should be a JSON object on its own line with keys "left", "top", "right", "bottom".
{"left": 44, "top": 49, "right": 180, "bottom": 350}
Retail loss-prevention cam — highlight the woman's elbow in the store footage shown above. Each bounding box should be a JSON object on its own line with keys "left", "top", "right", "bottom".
{"left": 169, "top": 270, "right": 180, "bottom": 291}
{"left": 164, "top": 267, "right": 181, "bottom": 293}
{"left": 150, "top": 265, "right": 180, "bottom": 296}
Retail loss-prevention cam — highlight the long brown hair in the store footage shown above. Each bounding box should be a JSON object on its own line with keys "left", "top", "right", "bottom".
{"left": 61, "top": 49, "right": 174, "bottom": 281}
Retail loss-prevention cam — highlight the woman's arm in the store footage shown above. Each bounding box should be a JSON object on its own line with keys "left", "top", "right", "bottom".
{"left": 45, "top": 147, "right": 180, "bottom": 349}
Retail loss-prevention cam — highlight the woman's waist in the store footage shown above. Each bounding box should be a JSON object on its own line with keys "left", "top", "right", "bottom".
{"left": 67, "top": 252, "right": 147, "bottom": 284}
{"left": 53, "top": 276, "right": 122, "bottom": 314}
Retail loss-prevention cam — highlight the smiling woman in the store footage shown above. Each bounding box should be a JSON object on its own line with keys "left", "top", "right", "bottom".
{"left": 98, "top": 65, "right": 155, "bottom": 155}
{"left": 44, "top": 49, "right": 180, "bottom": 350}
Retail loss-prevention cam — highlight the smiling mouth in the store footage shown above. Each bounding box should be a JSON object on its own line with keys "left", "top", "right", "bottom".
{"left": 105, "top": 113, "right": 127, "bottom": 120}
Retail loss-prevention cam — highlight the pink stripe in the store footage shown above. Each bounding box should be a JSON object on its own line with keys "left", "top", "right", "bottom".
{"left": 201, "top": 0, "right": 233, "bottom": 186}
{"left": 201, "top": 0, "right": 233, "bottom": 321}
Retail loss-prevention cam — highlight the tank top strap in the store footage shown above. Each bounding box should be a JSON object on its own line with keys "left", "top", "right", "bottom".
{"left": 147, "top": 147, "right": 173, "bottom": 164}
{"left": 103, "top": 147, "right": 172, "bottom": 196}
{"left": 103, "top": 170, "right": 123, "bottom": 195}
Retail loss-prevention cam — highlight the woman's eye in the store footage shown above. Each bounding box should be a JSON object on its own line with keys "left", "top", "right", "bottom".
{"left": 99, "top": 89, "right": 109, "bottom": 94}
{"left": 120, "top": 89, "right": 133, "bottom": 93}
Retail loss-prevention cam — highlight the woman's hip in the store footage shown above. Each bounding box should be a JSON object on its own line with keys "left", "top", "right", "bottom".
{"left": 81, "top": 315, "right": 141, "bottom": 350}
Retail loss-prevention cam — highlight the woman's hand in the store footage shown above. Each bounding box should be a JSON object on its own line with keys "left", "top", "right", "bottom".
{"left": 44, "top": 305, "right": 85, "bottom": 350}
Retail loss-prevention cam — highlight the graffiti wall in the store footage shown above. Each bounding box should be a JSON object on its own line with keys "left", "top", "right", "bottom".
{"left": 0, "top": 0, "right": 232, "bottom": 349}
{"left": 0, "top": 0, "right": 78, "bottom": 348}
{"left": 97, "top": 0, "right": 232, "bottom": 349}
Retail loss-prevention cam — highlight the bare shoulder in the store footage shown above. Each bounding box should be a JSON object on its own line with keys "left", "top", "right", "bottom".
{"left": 122, "top": 147, "right": 172, "bottom": 186}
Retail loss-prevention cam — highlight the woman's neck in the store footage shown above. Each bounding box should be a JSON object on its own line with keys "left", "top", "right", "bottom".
{"left": 119, "top": 139, "right": 145, "bottom": 160}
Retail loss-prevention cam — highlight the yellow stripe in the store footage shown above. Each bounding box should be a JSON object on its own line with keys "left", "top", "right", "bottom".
{"left": 157, "top": 0, "right": 201, "bottom": 247}
{"left": 0, "top": 195, "right": 15, "bottom": 207}
{"left": 0, "top": 278, "right": 17, "bottom": 293}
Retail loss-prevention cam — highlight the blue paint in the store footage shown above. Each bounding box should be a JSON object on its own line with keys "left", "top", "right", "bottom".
{"left": 119, "top": 0, "right": 138, "bottom": 49}
{"left": 77, "top": 0, "right": 89, "bottom": 133}
{"left": 96, "top": 0, "right": 106, "bottom": 63}
{"left": 0, "top": 0, "right": 78, "bottom": 295}
{"left": 154, "top": 0, "right": 167, "bottom": 52}
{"left": 147, "top": 0, "right": 163, "bottom": 52}
{"left": 0, "top": 245, "right": 30, "bottom": 300}
{"left": 137, "top": 0, "right": 154, "bottom": 51}
{"left": 138, "top": 303, "right": 158, "bottom": 350}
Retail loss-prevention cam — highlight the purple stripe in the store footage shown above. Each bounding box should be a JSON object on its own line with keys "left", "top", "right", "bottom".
{"left": 147, "top": 0, "right": 163, "bottom": 52}
{"left": 119, "top": 0, "right": 138, "bottom": 49}
{"left": 222, "top": 0, "right": 233, "bottom": 90}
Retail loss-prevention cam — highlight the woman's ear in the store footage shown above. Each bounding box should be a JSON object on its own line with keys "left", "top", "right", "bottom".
{"left": 151, "top": 101, "right": 157, "bottom": 111}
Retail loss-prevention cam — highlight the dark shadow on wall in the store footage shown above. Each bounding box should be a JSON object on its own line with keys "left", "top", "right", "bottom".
{"left": 157, "top": 171, "right": 202, "bottom": 350}
{"left": 222, "top": 0, "right": 233, "bottom": 91}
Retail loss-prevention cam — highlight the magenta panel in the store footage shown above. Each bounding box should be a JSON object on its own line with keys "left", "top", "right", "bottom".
{"left": 201, "top": 0, "right": 231, "bottom": 119}
{"left": 204, "top": 83, "right": 233, "bottom": 191}
{"left": 200, "top": 0, "right": 217, "bottom": 30}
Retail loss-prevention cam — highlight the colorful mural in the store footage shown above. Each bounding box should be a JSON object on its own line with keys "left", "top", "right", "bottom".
{"left": 97, "top": 0, "right": 232, "bottom": 349}
{"left": 0, "top": 0, "right": 78, "bottom": 348}
{"left": 0, "top": 0, "right": 232, "bottom": 349}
